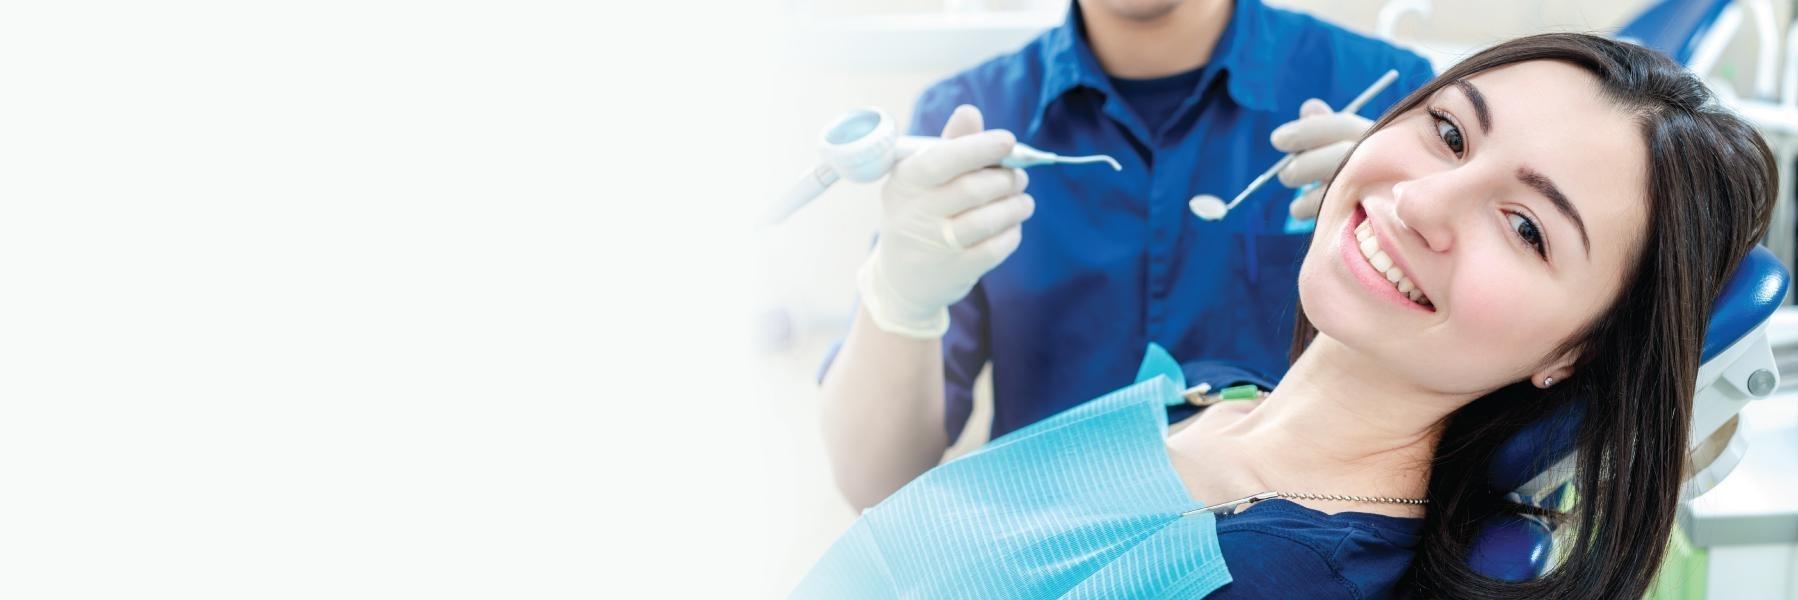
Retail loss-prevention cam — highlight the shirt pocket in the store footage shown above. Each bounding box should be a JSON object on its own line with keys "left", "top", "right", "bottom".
{"left": 1221, "top": 188, "right": 1315, "bottom": 288}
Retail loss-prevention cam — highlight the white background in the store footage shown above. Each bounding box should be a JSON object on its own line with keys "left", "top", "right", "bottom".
{"left": 0, "top": 1, "right": 780, "bottom": 597}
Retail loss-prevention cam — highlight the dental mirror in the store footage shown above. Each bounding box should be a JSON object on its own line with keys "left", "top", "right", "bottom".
{"left": 1187, "top": 69, "right": 1398, "bottom": 222}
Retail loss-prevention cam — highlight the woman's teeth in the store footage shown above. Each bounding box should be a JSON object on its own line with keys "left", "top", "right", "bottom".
{"left": 1355, "top": 221, "right": 1432, "bottom": 307}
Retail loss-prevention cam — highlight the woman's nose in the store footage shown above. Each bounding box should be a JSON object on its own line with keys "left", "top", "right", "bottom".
{"left": 1392, "top": 178, "right": 1455, "bottom": 253}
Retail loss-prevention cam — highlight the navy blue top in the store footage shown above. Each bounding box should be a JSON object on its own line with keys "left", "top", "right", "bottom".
{"left": 825, "top": 0, "right": 1435, "bottom": 441}
{"left": 1211, "top": 498, "right": 1422, "bottom": 598}
{"left": 1110, "top": 66, "right": 1209, "bottom": 142}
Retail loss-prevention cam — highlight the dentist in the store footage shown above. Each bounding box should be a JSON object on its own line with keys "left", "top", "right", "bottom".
{"left": 820, "top": 0, "right": 1434, "bottom": 509}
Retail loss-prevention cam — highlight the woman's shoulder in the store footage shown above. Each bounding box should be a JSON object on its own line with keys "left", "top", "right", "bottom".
{"left": 1211, "top": 500, "right": 1422, "bottom": 599}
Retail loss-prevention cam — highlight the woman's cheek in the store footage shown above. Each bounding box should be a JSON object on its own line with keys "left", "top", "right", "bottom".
{"left": 1443, "top": 263, "right": 1552, "bottom": 372}
{"left": 1336, "top": 128, "right": 1439, "bottom": 201}
{"left": 1343, "top": 131, "right": 1411, "bottom": 177}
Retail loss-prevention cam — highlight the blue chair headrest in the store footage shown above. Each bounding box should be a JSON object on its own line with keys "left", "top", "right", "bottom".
{"left": 1702, "top": 246, "right": 1791, "bottom": 362}
{"left": 1471, "top": 246, "right": 1787, "bottom": 579}
{"left": 1486, "top": 246, "right": 1789, "bottom": 493}
{"left": 1465, "top": 513, "right": 1555, "bottom": 582}
{"left": 1615, "top": 0, "right": 1733, "bottom": 64}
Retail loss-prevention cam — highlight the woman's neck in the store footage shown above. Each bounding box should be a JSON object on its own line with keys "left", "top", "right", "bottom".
{"left": 1167, "top": 335, "right": 1472, "bottom": 514}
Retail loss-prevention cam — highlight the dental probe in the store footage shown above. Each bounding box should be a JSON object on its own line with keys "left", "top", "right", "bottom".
{"left": 767, "top": 108, "right": 1121, "bottom": 226}
{"left": 1187, "top": 69, "right": 1400, "bottom": 222}
{"left": 895, "top": 135, "right": 1124, "bottom": 171}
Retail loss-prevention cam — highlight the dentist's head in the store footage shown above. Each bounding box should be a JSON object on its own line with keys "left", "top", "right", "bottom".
{"left": 1074, "top": 0, "right": 1235, "bottom": 79}
{"left": 1294, "top": 33, "right": 1774, "bottom": 597}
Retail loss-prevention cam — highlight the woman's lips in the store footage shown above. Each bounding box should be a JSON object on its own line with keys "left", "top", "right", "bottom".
{"left": 1340, "top": 204, "right": 1435, "bottom": 313}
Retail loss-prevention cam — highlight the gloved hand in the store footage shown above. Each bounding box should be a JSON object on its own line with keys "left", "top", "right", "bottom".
{"left": 1271, "top": 98, "right": 1373, "bottom": 220}
{"left": 858, "top": 105, "right": 1035, "bottom": 339}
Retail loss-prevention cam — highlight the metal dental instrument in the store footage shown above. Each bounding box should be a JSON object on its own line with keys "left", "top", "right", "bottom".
{"left": 1184, "top": 492, "right": 1281, "bottom": 516}
{"left": 767, "top": 108, "right": 1121, "bottom": 226}
{"left": 978, "top": 141, "right": 1123, "bottom": 170}
{"left": 1187, "top": 69, "right": 1400, "bottom": 222}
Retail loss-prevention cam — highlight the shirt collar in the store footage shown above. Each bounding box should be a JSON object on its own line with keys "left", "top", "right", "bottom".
{"left": 1029, "top": 0, "right": 1279, "bottom": 136}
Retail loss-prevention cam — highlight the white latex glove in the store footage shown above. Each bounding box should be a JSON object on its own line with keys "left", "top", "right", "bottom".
{"left": 858, "top": 105, "right": 1035, "bottom": 339}
{"left": 1271, "top": 98, "right": 1373, "bottom": 220}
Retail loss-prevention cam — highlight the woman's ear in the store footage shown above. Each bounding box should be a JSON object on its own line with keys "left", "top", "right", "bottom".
{"left": 1533, "top": 353, "right": 1577, "bottom": 389}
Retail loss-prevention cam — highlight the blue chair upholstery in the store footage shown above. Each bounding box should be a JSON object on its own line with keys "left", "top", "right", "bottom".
{"left": 1468, "top": 514, "right": 1556, "bottom": 582}
{"left": 1615, "top": 0, "right": 1734, "bottom": 64}
{"left": 1468, "top": 246, "right": 1790, "bottom": 579}
{"left": 1703, "top": 246, "right": 1792, "bottom": 361}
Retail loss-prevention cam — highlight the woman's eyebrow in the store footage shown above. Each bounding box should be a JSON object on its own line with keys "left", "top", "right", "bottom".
{"left": 1456, "top": 78, "right": 1589, "bottom": 258}
{"left": 1452, "top": 79, "right": 1491, "bottom": 133}
{"left": 1516, "top": 166, "right": 1592, "bottom": 257}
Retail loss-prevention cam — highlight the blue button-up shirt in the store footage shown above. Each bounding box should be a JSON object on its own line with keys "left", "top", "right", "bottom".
{"left": 836, "top": 0, "right": 1434, "bottom": 441}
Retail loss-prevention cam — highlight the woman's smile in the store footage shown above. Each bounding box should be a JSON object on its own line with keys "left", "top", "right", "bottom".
{"left": 1339, "top": 203, "right": 1435, "bottom": 313}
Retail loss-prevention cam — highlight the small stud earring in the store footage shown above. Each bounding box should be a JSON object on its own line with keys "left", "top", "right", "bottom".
{"left": 1543, "top": 376, "right": 1555, "bottom": 388}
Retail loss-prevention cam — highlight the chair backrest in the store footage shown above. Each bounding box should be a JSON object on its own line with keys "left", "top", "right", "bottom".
{"left": 1466, "top": 245, "right": 1790, "bottom": 580}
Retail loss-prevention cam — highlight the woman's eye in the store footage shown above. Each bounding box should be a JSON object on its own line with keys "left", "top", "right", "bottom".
{"left": 1508, "top": 212, "right": 1547, "bottom": 258}
{"left": 1431, "top": 110, "right": 1464, "bottom": 158}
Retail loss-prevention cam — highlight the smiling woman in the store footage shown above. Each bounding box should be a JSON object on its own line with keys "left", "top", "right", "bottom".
{"left": 794, "top": 33, "right": 1776, "bottom": 599}
{"left": 1283, "top": 33, "right": 1776, "bottom": 597}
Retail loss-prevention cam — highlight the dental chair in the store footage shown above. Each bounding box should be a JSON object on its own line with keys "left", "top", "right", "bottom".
{"left": 1465, "top": 245, "right": 1790, "bottom": 580}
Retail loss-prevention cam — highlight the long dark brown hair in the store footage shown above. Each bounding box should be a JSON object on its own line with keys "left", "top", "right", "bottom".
{"left": 1288, "top": 33, "right": 1776, "bottom": 598}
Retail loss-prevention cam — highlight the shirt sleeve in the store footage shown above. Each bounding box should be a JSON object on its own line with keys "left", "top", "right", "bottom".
{"left": 906, "top": 77, "right": 972, "bottom": 136}
{"left": 1397, "top": 53, "right": 1437, "bottom": 98}
{"left": 939, "top": 282, "right": 991, "bottom": 442}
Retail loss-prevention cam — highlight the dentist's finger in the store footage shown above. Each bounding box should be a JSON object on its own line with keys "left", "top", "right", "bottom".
{"left": 1289, "top": 184, "right": 1326, "bottom": 220}
{"left": 1277, "top": 140, "right": 1354, "bottom": 188}
{"left": 968, "top": 223, "right": 1024, "bottom": 268}
{"left": 1299, "top": 98, "right": 1333, "bottom": 118}
{"left": 1270, "top": 112, "right": 1370, "bottom": 153}
{"left": 894, "top": 129, "right": 1018, "bottom": 189}
{"left": 928, "top": 167, "right": 1027, "bottom": 215}
{"left": 941, "top": 104, "right": 985, "bottom": 139}
{"left": 944, "top": 193, "right": 1035, "bottom": 249}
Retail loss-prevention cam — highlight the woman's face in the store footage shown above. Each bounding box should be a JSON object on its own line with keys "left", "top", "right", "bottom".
{"left": 1298, "top": 60, "right": 1649, "bottom": 395}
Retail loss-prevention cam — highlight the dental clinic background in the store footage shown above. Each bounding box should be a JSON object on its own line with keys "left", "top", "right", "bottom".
{"left": 762, "top": 0, "right": 1798, "bottom": 599}
{"left": 0, "top": 1, "right": 1791, "bottom": 599}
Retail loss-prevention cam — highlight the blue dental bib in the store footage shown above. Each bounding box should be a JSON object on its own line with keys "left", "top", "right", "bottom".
{"left": 794, "top": 344, "right": 1230, "bottom": 599}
